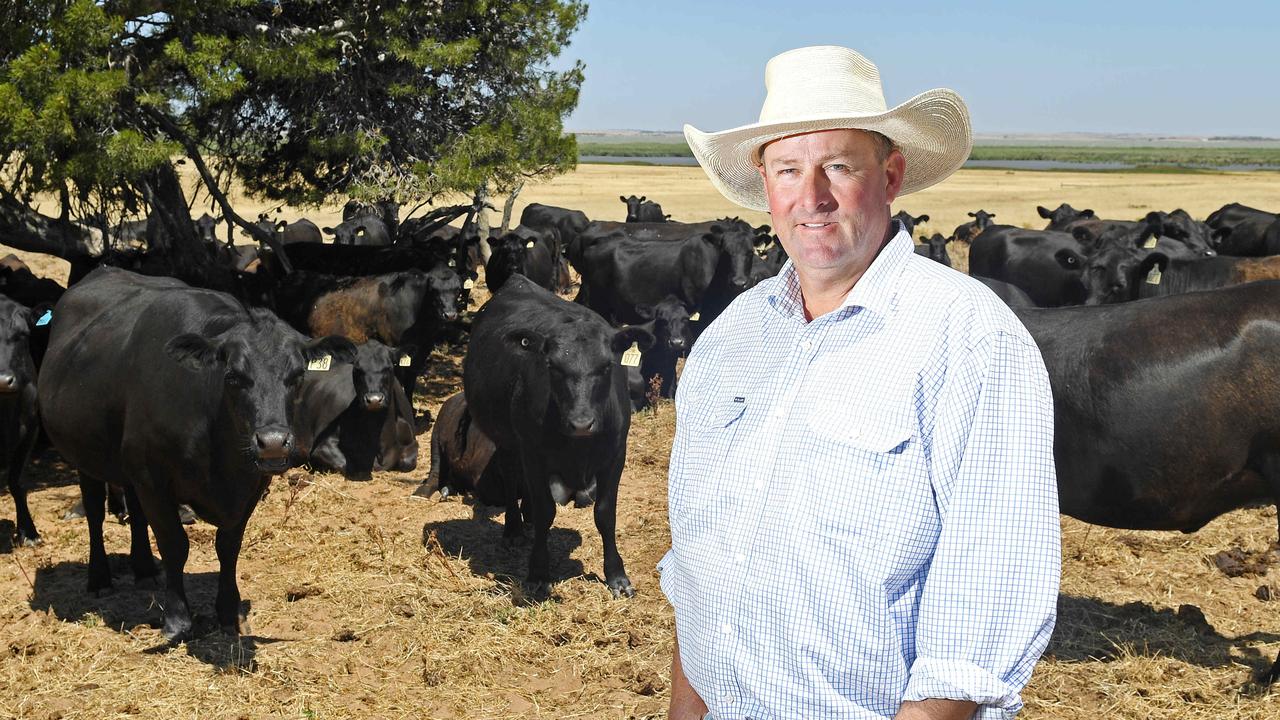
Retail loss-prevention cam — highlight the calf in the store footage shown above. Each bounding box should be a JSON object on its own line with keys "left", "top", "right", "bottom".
{"left": 0, "top": 296, "right": 40, "bottom": 546}
{"left": 621, "top": 195, "right": 668, "bottom": 222}
{"left": 485, "top": 231, "right": 556, "bottom": 293}
{"left": 464, "top": 275, "right": 653, "bottom": 597}
{"left": 951, "top": 209, "right": 996, "bottom": 244}
{"left": 295, "top": 340, "right": 418, "bottom": 479}
{"left": 1037, "top": 203, "right": 1095, "bottom": 231}
{"left": 1206, "top": 202, "right": 1277, "bottom": 256}
{"left": 323, "top": 215, "right": 392, "bottom": 246}
{"left": 39, "top": 267, "right": 355, "bottom": 641}
{"left": 891, "top": 210, "right": 930, "bottom": 237}
{"left": 1017, "top": 282, "right": 1280, "bottom": 682}
{"left": 520, "top": 203, "right": 590, "bottom": 249}
{"left": 968, "top": 225, "right": 1088, "bottom": 306}
{"left": 913, "top": 233, "right": 951, "bottom": 267}
{"left": 628, "top": 295, "right": 693, "bottom": 408}
{"left": 412, "top": 392, "right": 505, "bottom": 504}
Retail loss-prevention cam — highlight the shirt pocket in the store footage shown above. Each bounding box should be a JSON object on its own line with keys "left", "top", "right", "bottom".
{"left": 670, "top": 394, "right": 748, "bottom": 532}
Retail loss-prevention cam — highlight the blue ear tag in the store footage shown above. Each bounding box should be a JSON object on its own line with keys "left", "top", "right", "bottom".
{"left": 35, "top": 309, "right": 52, "bottom": 327}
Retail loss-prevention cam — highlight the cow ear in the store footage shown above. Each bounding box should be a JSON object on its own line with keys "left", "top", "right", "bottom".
{"left": 276, "top": 220, "right": 288, "bottom": 231}
{"left": 395, "top": 342, "right": 418, "bottom": 360}
{"left": 702, "top": 232, "right": 724, "bottom": 249}
{"left": 755, "top": 224, "right": 771, "bottom": 234}
{"left": 709, "top": 224, "right": 724, "bottom": 234}
{"left": 504, "top": 329, "right": 546, "bottom": 354}
{"left": 166, "top": 334, "right": 219, "bottom": 370}
{"left": 619, "top": 196, "right": 626, "bottom": 203}
{"left": 1036, "top": 206, "right": 1051, "bottom": 219}
{"left": 307, "top": 336, "right": 357, "bottom": 366}
{"left": 633, "top": 304, "right": 655, "bottom": 320}
{"left": 639, "top": 196, "right": 646, "bottom": 202}
{"left": 1081, "top": 209, "right": 1095, "bottom": 218}
{"left": 1137, "top": 251, "right": 1169, "bottom": 277}
{"left": 968, "top": 211, "right": 976, "bottom": 218}
{"left": 919, "top": 214, "right": 930, "bottom": 223}
{"left": 322, "top": 226, "right": 334, "bottom": 234}
{"left": 612, "top": 326, "right": 655, "bottom": 354}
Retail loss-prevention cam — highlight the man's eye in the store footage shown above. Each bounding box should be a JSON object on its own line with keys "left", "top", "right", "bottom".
{"left": 827, "top": 164, "right": 849, "bottom": 172}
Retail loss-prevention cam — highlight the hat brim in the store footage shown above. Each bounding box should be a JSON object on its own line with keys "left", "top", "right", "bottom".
{"left": 684, "top": 88, "right": 972, "bottom": 212}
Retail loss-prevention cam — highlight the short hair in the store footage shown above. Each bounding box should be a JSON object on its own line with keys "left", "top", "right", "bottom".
{"left": 755, "top": 128, "right": 898, "bottom": 166}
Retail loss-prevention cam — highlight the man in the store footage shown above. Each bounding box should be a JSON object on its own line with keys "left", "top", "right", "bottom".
{"left": 658, "top": 46, "right": 1060, "bottom": 720}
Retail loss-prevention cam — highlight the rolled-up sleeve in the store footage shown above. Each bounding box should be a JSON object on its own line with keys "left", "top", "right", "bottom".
{"left": 904, "top": 330, "right": 1061, "bottom": 718}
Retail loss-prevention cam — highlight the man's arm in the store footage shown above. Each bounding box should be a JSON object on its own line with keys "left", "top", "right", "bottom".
{"left": 896, "top": 699, "right": 977, "bottom": 720}
{"left": 669, "top": 632, "right": 708, "bottom": 720}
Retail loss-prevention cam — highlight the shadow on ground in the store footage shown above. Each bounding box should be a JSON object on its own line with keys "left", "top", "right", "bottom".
{"left": 30, "top": 558, "right": 282, "bottom": 669}
{"left": 1050, "top": 594, "right": 1280, "bottom": 684}
{"left": 423, "top": 501, "right": 586, "bottom": 602}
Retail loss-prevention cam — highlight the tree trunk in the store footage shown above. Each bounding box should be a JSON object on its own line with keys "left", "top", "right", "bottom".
{"left": 499, "top": 181, "right": 524, "bottom": 235}
{"left": 141, "top": 162, "right": 207, "bottom": 277}
{"left": 0, "top": 196, "right": 98, "bottom": 261}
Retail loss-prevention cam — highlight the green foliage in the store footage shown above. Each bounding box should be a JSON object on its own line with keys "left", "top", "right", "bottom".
{"left": 0, "top": 0, "right": 587, "bottom": 227}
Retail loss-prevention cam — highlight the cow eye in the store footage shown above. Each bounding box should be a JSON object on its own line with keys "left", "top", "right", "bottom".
{"left": 225, "top": 371, "right": 252, "bottom": 389}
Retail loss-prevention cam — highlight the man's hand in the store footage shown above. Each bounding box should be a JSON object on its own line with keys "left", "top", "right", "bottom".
{"left": 895, "top": 699, "right": 977, "bottom": 720}
{"left": 669, "top": 632, "right": 708, "bottom": 720}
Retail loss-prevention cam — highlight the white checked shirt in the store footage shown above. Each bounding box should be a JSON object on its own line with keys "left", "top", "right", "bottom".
{"left": 659, "top": 226, "right": 1060, "bottom": 720}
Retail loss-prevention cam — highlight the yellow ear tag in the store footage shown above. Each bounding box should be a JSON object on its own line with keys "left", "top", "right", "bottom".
{"left": 398, "top": 354, "right": 412, "bottom": 367}
{"left": 448, "top": 259, "right": 456, "bottom": 267}
{"left": 525, "top": 241, "right": 535, "bottom": 248}
{"left": 689, "top": 312, "right": 701, "bottom": 321}
{"left": 1143, "top": 235, "right": 1159, "bottom": 249}
{"left": 1146, "top": 266, "right": 1162, "bottom": 285}
{"left": 307, "top": 355, "right": 332, "bottom": 372}
{"left": 620, "top": 342, "right": 642, "bottom": 368}
{"left": 463, "top": 278, "right": 475, "bottom": 289}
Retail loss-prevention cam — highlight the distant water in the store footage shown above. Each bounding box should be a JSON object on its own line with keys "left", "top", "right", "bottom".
{"left": 580, "top": 156, "right": 1280, "bottom": 172}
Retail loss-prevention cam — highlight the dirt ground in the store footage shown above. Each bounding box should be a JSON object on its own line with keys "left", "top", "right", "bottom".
{"left": 2, "top": 165, "right": 1280, "bottom": 719}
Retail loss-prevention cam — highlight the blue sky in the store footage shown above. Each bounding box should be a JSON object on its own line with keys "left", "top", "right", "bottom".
{"left": 551, "top": 1, "right": 1279, "bottom": 136}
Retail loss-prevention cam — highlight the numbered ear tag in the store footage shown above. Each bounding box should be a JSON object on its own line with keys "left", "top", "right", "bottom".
{"left": 688, "top": 312, "right": 701, "bottom": 321}
{"left": 463, "top": 278, "right": 475, "bottom": 289}
{"left": 525, "top": 241, "right": 535, "bottom": 248}
{"left": 398, "top": 354, "right": 412, "bottom": 367}
{"left": 307, "top": 355, "right": 332, "bottom": 372}
{"left": 1145, "top": 266, "right": 1162, "bottom": 285}
{"left": 620, "top": 342, "right": 642, "bottom": 367}
{"left": 1143, "top": 235, "right": 1159, "bottom": 249}
{"left": 448, "top": 259, "right": 456, "bottom": 267}
{"left": 35, "top": 309, "right": 52, "bottom": 327}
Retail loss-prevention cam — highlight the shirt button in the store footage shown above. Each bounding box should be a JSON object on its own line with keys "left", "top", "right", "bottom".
{"left": 721, "top": 623, "right": 733, "bottom": 635}
{"left": 798, "top": 340, "right": 813, "bottom": 351}
{"left": 734, "top": 553, "right": 745, "bottom": 563}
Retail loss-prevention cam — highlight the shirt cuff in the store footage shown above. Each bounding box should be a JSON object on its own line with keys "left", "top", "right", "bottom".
{"left": 902, "top": 657, "right": 1021, "bottom": 719}
{"left": 656, "top": 548, "right": 679, "bottom": 605}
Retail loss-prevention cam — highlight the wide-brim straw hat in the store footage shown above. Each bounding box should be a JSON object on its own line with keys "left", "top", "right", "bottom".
{"left": 684, "top": 45, "right": 972, "bottom": 212}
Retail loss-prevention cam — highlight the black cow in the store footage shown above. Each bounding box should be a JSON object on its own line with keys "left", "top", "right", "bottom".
{"left": 343, "top": 199, "right": 401, "bottom": 241}
{"left": 627, "top": 295, "right": 693, "bottom": 408}
{"left": 323, "top": 215, "right": 392, "bottom": 246}
{"left": 1080, "top": 226, "right": 1229, "bottom": 305}
{"left": 1089, "top": 252, "right": 1280, "bottom": 303}
{"left": 0, "top": 296, "right": 40, "bottom": 546}
{"left": 294, "top": 340, "right": 418, "bottom": 479}
{"left": 621, "top": 195, "right": 668, "bottom": 223}
{"left": 1037, "top": 203, "right": 1095, "bottom": 231}
{"left": 951, "top": 210, "right": 996, "bottom": 243}
{"left": 1206, "top": 203, "right": 1280, "bottom": 256}
{"left": 576, "top": 228, "right": 753, "bottom": 329}
{"left": 520, "top": 203, "right": 591, "bottom": 249}
{"left": 463, "top": 276, "right": 653, "bottom": 598}
{"left": 892, "top": 210, "right": 930, "bottom": 237}
{"left": 1142, "top": 209, "right": 1217, "bottom": 257}
{"left": 0, "top": 262, "right": 65, "bottom": 308}
{"left": 411, "top": 392, "right": 505, "bottom": 504}
{"left": 913, "top": 233, "right": 951, "bottom": 267}
{"left": 1017, "top": 282, "right": 1280, "bottom": 682}
{"left": 968, "top": 225, "right": 1088, "bottom": 306}
{"left": 485, "top": 231, "right": 557, "bottom": 293}
{"left": 193, "top": 213, "right": 220, "bottom": 244}
{"left": 39, "top": 267, "right": 355, "bottom": 641}
{"left": 273, "top": 265, "right": 463, "bottom": 401}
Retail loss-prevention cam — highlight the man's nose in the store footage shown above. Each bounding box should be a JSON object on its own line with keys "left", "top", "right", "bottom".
{"left": 800, "top": 169, "right": 834, "bottom": 212}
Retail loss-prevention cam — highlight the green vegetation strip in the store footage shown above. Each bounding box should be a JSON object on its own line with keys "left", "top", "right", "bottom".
{"left": 577, "top": 142, "right": 1280, "bottom": 166}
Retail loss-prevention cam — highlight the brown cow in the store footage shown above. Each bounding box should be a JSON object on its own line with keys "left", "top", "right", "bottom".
{"left": 411, "top": 393, "right": 504, "bottom": 504}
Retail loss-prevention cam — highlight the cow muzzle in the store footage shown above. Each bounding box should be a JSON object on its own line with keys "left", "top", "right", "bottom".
{"left": 0, "top": 373, "right": 19, "bottom": 393}
{"left": 363, "top": 392, "right": 387, "bottom": 412}
{"left": 564, "top": 414, "right": 598, "bottom": 438}
{"left": 254, "top": 428, "right": 294, "bottom": 472}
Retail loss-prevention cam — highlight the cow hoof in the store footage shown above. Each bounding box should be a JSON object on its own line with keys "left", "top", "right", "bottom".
{"left": 19, "top": 534, "right": 42, "bottom": 548}
{"left": 112, "top": 511, "right": 129, "bottom": 525}
{"left": 162, "top": 618, "right": 193, "bottom": 644}
{"left": 178, "top": 505, "right": 197, "bottom": 525}
{"left": 523, "top": 580, "right": 552, "bottom": 601}
{"left": 607, "top": 577, "right": 636, "bottom": 599}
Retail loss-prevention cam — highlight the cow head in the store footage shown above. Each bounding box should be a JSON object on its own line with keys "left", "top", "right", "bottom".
{"left": 1081, "top": 232, "right": 1163, "bottom": 305}
{"left": 165, "top": 311, "right": 357, "bottom": 473}
{"left": 968, "top": 210, "right": 996, "bottom": 230}
{"left": 193, "top": 213, "right": 221, "bottom": 244}
{"left": 351, "top": 340, "right": 413, "bottom": 412}
{"left": 892, "top": 210, "right": 930, "bottom": 236}
{"left": 424, "top": 258, "right": 465, "bottom": 323}
{"left": 706, "top": 224, "right": 754, "bottom": 290}
{"left": 634, "top": 295, "right": 693, "bottom": 354}
{"left": 0, "top": 300, "right": 34, "bottom": 395}
{"left": 620, "top": 195, "right": 646, "bottom": 222}
{"left": 1143, "top": 209, "right": 1217, "bottom": 257}
{"left": 923, "top": 233, "right": 951, "bottom": 267}
{"left": 1038, "top": 203, "right": 1095, "bottom": 231}
{"left": 505, "top": 322, "right": 654, "bottom": 437}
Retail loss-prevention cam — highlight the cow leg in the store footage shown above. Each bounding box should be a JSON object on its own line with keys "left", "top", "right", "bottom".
{"left": 131, "top": 489, "right": 193, "bottom": 643}
{"left": 79, "top": 473, "right": 112, "bottom": 593}
{"left": 122, "top": 486, "right": 158, "bottom": 585}
{"left": 107, "top": 486, "right": 128, "bottom": 524}
{"left": 497, "top": 450, "right": 525, "bottom": 545}
{"left": 594, "top": 455, "right": 633, "bottom": 598}
{"left": 6, "top": 427, "right": 39, "bottom": 546}
{"left": 524, "top": 472, "right": 557, "bottom": 597}
{"left": 214, "top": 518, "right": 249, "bottom": 635}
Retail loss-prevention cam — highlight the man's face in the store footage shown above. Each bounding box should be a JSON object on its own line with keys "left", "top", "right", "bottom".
{"left": 757, "top": 129, "right": 904, "bottom": 284}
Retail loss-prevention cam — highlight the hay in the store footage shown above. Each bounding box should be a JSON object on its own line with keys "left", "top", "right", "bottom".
{"left": 3, "top": 166, "right": 1280, "bottom": 718}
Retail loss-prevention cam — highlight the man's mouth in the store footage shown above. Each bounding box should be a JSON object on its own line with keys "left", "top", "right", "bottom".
{"left": 800, "top": 222, "right": 833, "bottom": 229}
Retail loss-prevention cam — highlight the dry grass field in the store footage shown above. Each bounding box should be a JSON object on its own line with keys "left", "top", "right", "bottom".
{"left": 2, "top": 165, "right": 1280, "bottom": 719}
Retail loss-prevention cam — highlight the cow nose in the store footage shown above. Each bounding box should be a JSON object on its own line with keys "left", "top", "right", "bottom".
{"left": 442, "top": 309, "right": 459, "bottom": 322}
{"left": 363, "top": 392, "right": 386, "bottom": 411}
{"left": 566, "top": 415, "right": 596, "bottom": 437}
{"left": 732, "top": 277, "right": 748, "bottom": 288}
{"left": 670, "top": 337, "right": 686, "bottom": 349}
{"left": 254, "top": 429, "right": 292, "bottom": 459}
{"left": 0, "top": 373, "right": 16, "bottom": 393}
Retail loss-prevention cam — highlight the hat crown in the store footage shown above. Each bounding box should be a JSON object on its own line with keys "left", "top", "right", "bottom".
{"left": 760, "top": 46, "right": 887, "bottom": 123}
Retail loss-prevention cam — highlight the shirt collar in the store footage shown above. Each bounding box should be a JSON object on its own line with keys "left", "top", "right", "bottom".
{"left": 767, "top": 220, "right": 914, "bottom": 322}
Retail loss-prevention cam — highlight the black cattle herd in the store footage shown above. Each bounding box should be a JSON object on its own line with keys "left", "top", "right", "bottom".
{"left": 1, "top": 194, "right": 1279, "bottom": 680}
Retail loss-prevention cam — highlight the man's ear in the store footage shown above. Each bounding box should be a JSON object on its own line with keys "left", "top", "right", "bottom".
{"left": 883, "top": 149, "right": 906, "bottom": 205}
